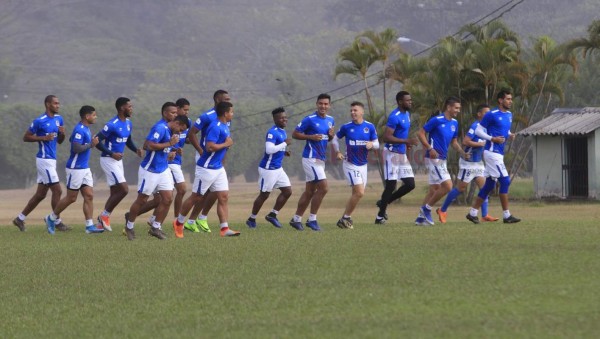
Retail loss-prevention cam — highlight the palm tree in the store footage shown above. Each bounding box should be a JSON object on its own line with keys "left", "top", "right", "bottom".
{"left": 567, "top": 20, "right": 600, "bottom": 59}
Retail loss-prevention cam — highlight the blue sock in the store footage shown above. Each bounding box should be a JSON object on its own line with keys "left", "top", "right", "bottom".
{"left": 481, "top": 197, "right": 489, "bottom": 217}
{"left": 441, "top": 188, "right": 461, "bottom": 212}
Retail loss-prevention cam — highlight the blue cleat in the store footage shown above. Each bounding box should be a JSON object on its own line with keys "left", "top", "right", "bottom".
{"left": 420, "top": 206, "right": 434, "bottom": 225}
{"left": 85, "top": 224, "right": 105, "bottom": 234}
{"left": 265, "top": 214, "right": 282, "bottom": 228}
{"left": 44, "top": 215, "right": 55, "bottom": 235}
{"left": 246, "top": 218, "right": 257, "bottom": 229}
{"left": 305, "top": 220, "right": 321, "bottom": 231}
{"left": 289, "top": 219, "right": 304, "bottom": 231}
{"left": 415, "top": 216, "right": 427, "bottom": 226}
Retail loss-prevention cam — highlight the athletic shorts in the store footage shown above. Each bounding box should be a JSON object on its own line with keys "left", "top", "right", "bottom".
{"left": 383, "top": 149, "right": 414, "bottom": 181}
{"left": 137, "top": 167, "right": 174, "bottom": 196}
{"left": 343, "top": 161, "right": 368, "bottom": 187}
{"left": 100, "top": 157, "right": 126, "bottom": 186}
{"left": 425, "top": 158, "right": 451, "bottom": 185}
{"left": 458, "top": 158, "right": 485, "bottom": 184}
{"left": 192, "top": 166, "right": 228, "bottom": 195}
{"left": 36, "top": 158, "right": 60, "bottom": 185}
{"left": 483, "top": 151, "right": 509, "bottom": 179}
{"left": 169, "top": 164, "right": 185, "bottom": 184}
{"left": 258, "top": 167, "right": 291, "bottom": 192}
{"left": 65, "top": 168, "right": 93, "bottom": 190}
{"left": 302, "top": 158, "right": 326, "bottom": 182}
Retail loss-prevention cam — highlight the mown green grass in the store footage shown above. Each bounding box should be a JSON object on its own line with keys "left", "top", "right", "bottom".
{"left": 2, "top": 212, "right": 599, "bottom": 338}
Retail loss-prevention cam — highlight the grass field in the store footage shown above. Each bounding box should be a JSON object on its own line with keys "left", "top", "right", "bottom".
{"left": 1, "top": 177, "right": 600, "bottom": 338}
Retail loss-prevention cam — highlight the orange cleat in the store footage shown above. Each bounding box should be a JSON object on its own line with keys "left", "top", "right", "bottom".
{"left": 173, "top": 220, "right": 184, "bottom": 238}
{"left": 482, "top": 215, "right": 499, "bottom": 222}
{"left": 220, "top": 227, "right": 240, "bottom": 237}
{"left": 97, "top": 214, "right": 112, "bottom": 232}
{"left": 436, "top": 208, "right": 447, "bottom": 224}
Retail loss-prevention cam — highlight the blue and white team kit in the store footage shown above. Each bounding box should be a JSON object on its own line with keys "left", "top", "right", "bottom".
{"left": 258, "top": 126, "right": 291, "bottom": 192}
{"left": 192, "top": 120, "right": 230, "bottom": 195}
{"left": 29, "top": 112, "right": 64, "bottom": 185}
{"left": 65, "top": 122, "right": 94, "bottom": 190}
{"left": 295, "top": 112, "right": 335, "bottom": 182}
{"left": 422, "top": 114, "right": 458, "bottom": 185}
{"left": 192, "top": 107, "right": 230, "bottom": 162}
{"left": 336, "top": 120, "right": 378, "bottom": 187}
{"left": 458, "top": 120, "right": 485, "bottom": 183}
{"left": 168, "top": 117, "right": 191, "bottom": 184}
{"left": 383, "top": 108, "right": 414, "bottom": 180}
{"left": 138, "top": 120, "right": 175, "bottom": 196}
{"left": 480, "top": 108, "right": 513, "bottom": 178}
{"left": 99, "top": 116, "right": 132, "bottom": 186}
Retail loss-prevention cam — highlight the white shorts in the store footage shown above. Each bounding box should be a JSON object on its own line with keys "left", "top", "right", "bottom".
{"left": 483, "top": 151, "right": 509, "bottom": 178}
{"left": 65, "top": 168, "right": 93, "bottom": 190}
{"left": 383, "top": 149, "right": 414, "bottom": 181}
{"left": 192, "top": 166, "right": 228, "bottom": 195}
{"left": 425, "top": 158, "right": 451, "bottom": 185}
{"left": 169, "top": 164, "right": 185, "bottom": 184}
{"left": 458, "top": 158, "right": 485, "bottom": 183}
{"left": 343, "top": 161, "right": 368, "bottom": 187}
{"left": 137, "top": 167, "right": 174, "bottom": 196}
{"left": 100, "top": 157, "right": 126, "bottom": 186}
{"left": 258, "top": 167, "right": 291, "bottom": 192}
{"left": 302, "top": 158, "right": 326, "bottom": 182}
{"left": 36, "top": 158, "right": 60, "bottom": 185}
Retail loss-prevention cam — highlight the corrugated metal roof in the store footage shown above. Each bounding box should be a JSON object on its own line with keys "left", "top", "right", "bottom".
{"left": 518, "top": 107, "right": 600, "bottom": 136}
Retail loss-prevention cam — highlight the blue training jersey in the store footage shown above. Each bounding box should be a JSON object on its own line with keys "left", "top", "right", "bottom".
{"left": 168, "top": 117, "right": 191, "bottom": 165}
{"left": 336, "top": 120, "right": 378, "bottom": 166}
{"left": 99, "top": 115, "right": 132, "bottom": 157}
{"left": 193, "top": 108, "right": 231, "bottom": 152}
{"left": 197, "top": 120, "right": 230, "bottom": 169}
{"left": 423, "top": 115, "right": 458, "bottom": 160}
{"left": 140, "top": 120, "right": 172, "bottom": 173}
{"left": 464, "top": 121, "right": 484, "bottom": 163}
{"left": 66, "top": 122, "right": 93, "bottom": 169}
{"left": 259, "top": 126, "right": 287, "bottom": 170}
{"left": 384, "top": 108, "right": 411, "bottom": 154}
{"left": 295, "top": 112, "right": 335, "bottom": 161}
{"left": 28, "top": 112, "right": 64, "bottom": 159}
{"left": 480, "top": 108, "right": 513, "bottom": 155}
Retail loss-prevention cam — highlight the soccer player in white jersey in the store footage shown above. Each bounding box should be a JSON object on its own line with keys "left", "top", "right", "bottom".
{"left": 332, "top": 101, "right": 379, "bottom": 229}
{"left": 174, "top": 101, "right": 240, "bottom": 237}
{"left": 44, "top": 106, "right": 101, "bottom": 234}
{"left": 168, "top": 98, "right": 192, "bottom": 218}
{"left": 95, "top": 97, "right": 143, "bottom": 231}
{"left": 416, "top": 96, "right": 469, "bottom": 225}
{"left": 13, "top": 95, "right": 70, "bottom": 232}
{"left": 466, "top": 90, "right": 520, "bottom": 224}
{"left": 246, "top": 107, "right": 293, "bottom": 229}
{"left": 123, "top": 103, "right": 190, "bottom": 240}
{"left": 436, "top": 104, "right": 499, "bottom": 223}
{"left": 184, "top": 90, "right": 231, "bottom": 233}
{"left": 289, "top": 93, "right": 335, "bottom": 231}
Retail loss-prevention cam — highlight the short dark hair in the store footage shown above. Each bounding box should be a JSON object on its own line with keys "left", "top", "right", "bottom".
{"left": 350, "top": 101, "right": 364, "bottom": 108}
{"left": 444, "top": 96, "right": 461, "bottom": 108}
{"left": 173, "top": 115, "right": 190, "bottom": 129}
{"left": 213, "top": 90, "right": 229, "bottom": 102}
{"left": 317, "top": 93, "right": 331, "bottom": 102}
{"left": 497, "top": 89, "right": 511, "bottom": 100}
{"left": 272, "top": 107, "right": 285, "bottom": 116}
{"left": 396, "top": 91, "right": 410, "bottom": 103}
{"left": 175, "top": 98, "right": 190, "bottom": 108}
{"left": 476, "top": 103, "right": 490, "bottom": 113}
{"left": 216, "top": 101, "right": 233, "bottom": 117}
{"left": 44, "top": 95, "right": 57, "bottom": 104}
{"left": 161, "top": 101, "right": 177, "bottom": 113}
{"left": 79, "top": 105, "right": 95, "bottom": 118}
{"left": 115, "top": 97, "right": 130, "bottom": 111}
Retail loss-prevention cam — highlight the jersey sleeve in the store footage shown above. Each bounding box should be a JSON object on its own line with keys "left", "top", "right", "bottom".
{"left": 335, "top": 125, "right": 346, "bottom": 139}
{"left": 146, "top": 125, "right": 165, "bottom": 143}
{"left": 479, "top": 113, "right": 491, "bottom": 129}
{"left": 370, "top": 124, "right": 378, "bottom": 141}
{"left": 28, "top": 119, "right": 39, "bottom": 134}
{"left": 422, "top": 117, "right": 439, "bottom": 133}
{"left": 453, "top": 121, "right": 459, "bottom": 139}
{"left": 295, "top": 116, "right": 311, "bottom": 133}
{"left": 100, "top": 122, "right": 112, "bottom": 137}
{"left": 386, "top": 114, "right": 397, "bottom": 129}
{"left": 205, "top": 124, "right": 221, "bottom": 144}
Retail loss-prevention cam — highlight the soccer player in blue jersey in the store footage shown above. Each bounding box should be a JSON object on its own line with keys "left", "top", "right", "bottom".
{"left": 289, "top": 93, "right": 335, "bottom": 231}
{"left": 332, "top": 101, "right": 379, "bottom": 229}
{"left": 168, "top": 98, "right": 192, "bottom": 218}
{"left": 436, "top": 104, "right": 499, "bottom": 223}
{"left": 185, "top": 90, "right": 231, "bottom": 233}
{"left": 466, "top": 90, "right": 520, "bottom": 224}
{"left": 44, "top": 106, "right": 101, "bottom": 234}
{"left": 416, "top": 96, "right": 469, "bottom": 225}
{"left": 246, "top": 107, "right": 293, "bottom": 229}
{"left": 13, "top": 95, "right": 71, "bottom": 232}
{"left": 375, "top": 91, "right": 419, "bottom": 224}
{"left": 95, "top": 97, "right": 143, "bottom": 232}
{"left": 123, "top": 103, "right": 190, "bottom": 240}
{"left": 175, "top": 101, "right": 240, "bottom": 237}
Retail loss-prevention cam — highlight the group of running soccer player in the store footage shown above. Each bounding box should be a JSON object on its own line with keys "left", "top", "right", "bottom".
{"left": 11, "top": 89, "right": 519, "bottom": 240}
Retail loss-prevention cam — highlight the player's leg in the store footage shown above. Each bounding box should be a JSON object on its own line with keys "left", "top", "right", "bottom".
{"left": 264, "top": 169, "right": 291, "bottom": 228}
{"left": 173, "top": 182, "right": 186, "bottom": 218}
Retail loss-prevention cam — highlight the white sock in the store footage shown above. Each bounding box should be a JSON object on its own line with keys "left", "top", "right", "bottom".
{"left": 101, "top": 210, "right": 110, "bottom": 217}
{"left": 343, "top": 215, "right": 351, "bottom": 219}
{"left": 308, "top": 214, "right": 317, "bottom": 221}
{"left": 470, "top": 208, "right": 478, "bottom": 217}
{"left": 199, "top": 214, "right": 207, "bottom": 220}
{"left": 55, "top": 218, "right": 62, "bottom": 224}
{"left": 18, "top": 213, "right": 26, "bottom": 221}
{"left": 186, "top": 220, "right": 194, "bottom": 225}
{"left": 49, "top": 213, "right": 58, "bottom": 221}
{"left": 503, "top": 210, "right": 511, "bottom": 219}
{"left": 177, "top": 214, "right": 186, "bottom": 224}
{"left": 220, "top": 222, "right": 228, "bottom": 229}
{"left": 425, "top": 204, "right": 432, "bottom": 210}
{"left": 152, "top": 221, "right": 161, "bottom": 229}
{"left": 126, "top": 221, "right": 134, "bottom": 229}
{"left": 293, "top": 215, "right": 302, "bottom": 222}
{"left": 249, "top": 214, "right": 257, "bottom": 219}
{"left": 270, "top": 209, "right": 279, "bottom": 215}
{"left": 149, "top": 215, "right": 156, "bottom": 224}
{"left": 85, "top": 219, "right": 94, "bottom": 227}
